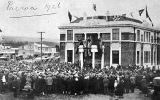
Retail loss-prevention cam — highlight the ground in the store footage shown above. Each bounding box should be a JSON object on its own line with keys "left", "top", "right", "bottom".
{"left": 0, "top": 89, "right": 151, "bottom": 100}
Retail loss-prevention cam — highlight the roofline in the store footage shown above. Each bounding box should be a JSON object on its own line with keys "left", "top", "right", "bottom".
{"left": 59, "top": 24, "right": 160, "bottom": 32}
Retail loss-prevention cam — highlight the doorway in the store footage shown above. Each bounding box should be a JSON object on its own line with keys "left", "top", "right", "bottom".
{"left": 112, "top": 50, "right": 119, "bottom": 64}
{"left": 87, "top": 33, "right": 98, "bottom": 45}
{"left": 67, "top": 50, "right": 73, "bottom": 62}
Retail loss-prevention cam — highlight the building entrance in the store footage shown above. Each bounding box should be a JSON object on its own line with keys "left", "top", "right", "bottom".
{"left": 112, "top": 51, "right": 119, "bottom": 64}
{"left": 67, "top": 50, "right": 73, "bottom": 62}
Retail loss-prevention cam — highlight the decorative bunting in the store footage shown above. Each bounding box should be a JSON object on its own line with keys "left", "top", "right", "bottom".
{"left": 113, "top": 15, "right": 121, "bottom": 21}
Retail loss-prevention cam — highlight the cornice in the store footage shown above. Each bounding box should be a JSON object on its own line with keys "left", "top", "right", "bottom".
{"left": 59, "top": 24, "right": 160, "bottom": 32}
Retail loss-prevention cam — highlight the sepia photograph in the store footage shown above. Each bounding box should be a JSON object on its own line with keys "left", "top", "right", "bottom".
{"left": 0, "top": 0, "right": 160, "bottom": 100}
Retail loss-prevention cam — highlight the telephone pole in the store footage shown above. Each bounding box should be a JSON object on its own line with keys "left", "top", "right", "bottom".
{"left": 38, "top": 32, "right": 45, "bottom": 62}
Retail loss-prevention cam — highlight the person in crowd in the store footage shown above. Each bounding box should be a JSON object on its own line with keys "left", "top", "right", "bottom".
{"left": 115, "top": 79, "right": 124, "bottom": 98}
{"left": 40, "top": 75, "right": 46, "bottom": 95}
{"left": 141, "top": 76, "right": 148, "bottom": 97}
{"left": 20, "top": 72, "right": 26, "bottom": 92}
{"left": 12, "top": 75, "right": 19, "bottom": 98}
{"left": 109, "top": 74, "right": 116, "bottom": 93}
{"left": 7, "top": 73, "right": 14, "bottom": 90}
{"left": 46, "top": 73, "right": 53, "bottom": 94}
{"left": 0, "top": 71, "right": 5, "bottom": 93}
{"left": 103, "top": 75, "right": 109, "bottom": 95}
{"left": 130, "top": 74, "right": 136, "bottom": 93}
{"left": 124, "top": 75, "right": 131, "bottom": 93}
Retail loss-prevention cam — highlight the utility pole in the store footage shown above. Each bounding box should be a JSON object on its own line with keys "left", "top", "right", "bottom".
{"left": 38, "top": 32, "right": 45, "bottom": 62}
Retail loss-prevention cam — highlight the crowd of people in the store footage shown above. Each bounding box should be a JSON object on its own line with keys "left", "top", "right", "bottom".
{"left": 0, "top": 59, "right": 157, "bottom": 99}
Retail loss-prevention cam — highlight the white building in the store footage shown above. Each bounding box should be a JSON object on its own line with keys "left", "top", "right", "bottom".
{"left": 18, "top": 42, "right": 57, "bottom": 58}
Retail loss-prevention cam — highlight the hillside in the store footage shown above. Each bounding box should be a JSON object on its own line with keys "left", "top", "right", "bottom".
{"left": 1, "top": 36, "right": 59, "bottom": 43}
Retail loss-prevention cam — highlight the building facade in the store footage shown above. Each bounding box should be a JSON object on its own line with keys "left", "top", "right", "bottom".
{"left": 59, "top": 13, "right": 160, "bottom": 69}
{"left": 18, "top": 42, "right": 57, "bottom": 58}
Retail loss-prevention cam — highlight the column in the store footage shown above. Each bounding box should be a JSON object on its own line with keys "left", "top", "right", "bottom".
{"left": 98, "top": 33, "right": 100, "bottom": 39}
{"left": 92, "top": 52, "right": 95, "bottom": 69}
{"left": 91, "top": 45, "right": 98, "bottom": 69}
{"left": 84, "top": 33, "right": 87, "bottom": 40}
{"left": 101, "top": 45, "right": 105, "bottom": 69}
{"left": 79, "top": 45, "right": 84, "bottom": 69}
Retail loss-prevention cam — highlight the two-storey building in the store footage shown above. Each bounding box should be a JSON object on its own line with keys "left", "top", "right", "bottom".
{"left": 59, "top": 13, "right": 160, "bottom": 69}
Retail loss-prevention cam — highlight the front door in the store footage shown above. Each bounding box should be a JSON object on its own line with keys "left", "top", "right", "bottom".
{"left": 112, "top": 51, "right": 119, "bottom": 64}
{"left": 67, "top": 50, "right": 73, "bottom": 62}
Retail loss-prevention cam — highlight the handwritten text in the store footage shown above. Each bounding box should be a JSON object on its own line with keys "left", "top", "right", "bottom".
{"left": 7, "top": 1, "right": 60, "bottom": 12}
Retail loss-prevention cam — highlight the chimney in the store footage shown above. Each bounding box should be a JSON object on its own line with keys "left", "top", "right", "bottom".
{"left": 106, "top": 11, "right": 110, "bottom": 21}
{"left": 83, "top": 12, "right": 87, "bottom": 21}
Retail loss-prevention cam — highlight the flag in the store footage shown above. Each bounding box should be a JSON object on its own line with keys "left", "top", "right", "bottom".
{"left": 113, "top": 15, "right": 121, "bottom": 21}
{"left": 149, "top": 17, "right": 154, "bottom": 26}
{"left": 93, "top": 4, "right": 96, "bottom": 11}
{"left": 138, "top": 9, "right": 144, "bottom": 16}
{"left": 146, "top": 6, "right": 154, "bottom": 26}
{"left": 68, "top": 11, "right": 72, "bottom": 22}
{"left": 146, "top": 6, "right": 149, "bottom": 18}
{"left": 73, "top": 15, "right": 79, "bottom": 19}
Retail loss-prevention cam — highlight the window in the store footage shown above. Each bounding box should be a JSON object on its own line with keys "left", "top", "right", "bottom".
{"left": 141, "top": 34, "right": 143, "bottom": 42}
{"left": 112, "top": 28, "right": 119, "bottom": 40}
{"left": 60, "top": 34, "right": 65, "bottom": 41}
{"left": 137, "top": 30, "right": 140, "bottom": 41}
{"left": 67, "top": 30, "right": 73, "bottom": 41}
{"left": 144, "top": 32, "right": 146, "bottom": 42}
{"left": 149, "top": 32, "right": 150, "bottom": 42}
{"left": 45, "top": 48, "right": 48, "bottom": 51}
{"left": 74, "top": 34, "right": 84, "bottom": 41}
{"left": 144, "top": 51, "right": 150, "bottom": 63}
{"left": 151, "top": 36, "right": 153, "bottom": 43}
{"left": 137, "top": 51, "right": 140, "bottom": 64}
{"left": 101, "top": 33, "right": 110, "bottom": 40}
{"left": 154, "top": 33, "right": 156, "bottom": 43}
{"left": 146, "top": 32, "right": 149, "bottom": 42}
{"left": 60, "top": 42, "right": 65, "bottom": 50}
{"left": 154, "top": 51, "right": 156, "bottom": 63}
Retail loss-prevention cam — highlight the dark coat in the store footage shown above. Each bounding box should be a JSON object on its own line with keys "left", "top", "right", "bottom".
{"left": 124, "top": 77, "right": 131, "bottom": 88}
{"left": 12, "top": 79, "right": 19, "bottom": 89}
{"left": 0, "top": 73, "right": 3, "bottom": 92}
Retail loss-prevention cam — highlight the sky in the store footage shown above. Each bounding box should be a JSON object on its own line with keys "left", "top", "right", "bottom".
{"left": 0, "top": 0, "right": 160, "bottom": 40}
